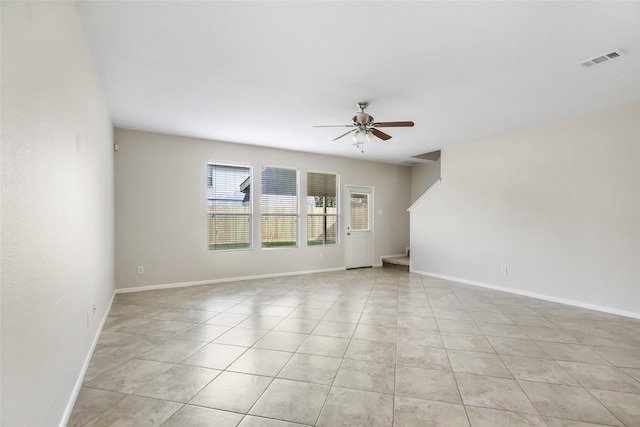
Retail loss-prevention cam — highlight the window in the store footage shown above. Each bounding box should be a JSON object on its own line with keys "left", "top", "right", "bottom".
{"left": 349, "top": 192, "right": 370, "bottom": 230}
{"left": 207, "top": 163, "right": 252, "bottom": 251}
{"left": 261, "top": 166, "right": 298, "bottom": 248}
{"left": 307, "top": 171, "right": 338, "bottom": 245}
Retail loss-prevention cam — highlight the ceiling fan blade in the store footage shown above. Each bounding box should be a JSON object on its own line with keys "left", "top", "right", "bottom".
{"left": 372, "top": 121, "right": 415, "bottom": 127}
{"left": 313, "top": 124, "right": 354, "bottom": 128}
{"left": 332, "top": 129, "right": 357, "bottom": 141}
{"left": 370, "top": 128, "right": 392, "bottom": 141}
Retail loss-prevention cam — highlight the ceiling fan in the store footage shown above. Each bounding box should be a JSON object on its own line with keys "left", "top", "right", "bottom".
{"left": 314, "top": 102, "right": 415, "bottom": 147}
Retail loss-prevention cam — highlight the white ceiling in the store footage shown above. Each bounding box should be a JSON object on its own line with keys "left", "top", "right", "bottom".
{"left": 75, "top": 1, "right": 640, "bottom": 164}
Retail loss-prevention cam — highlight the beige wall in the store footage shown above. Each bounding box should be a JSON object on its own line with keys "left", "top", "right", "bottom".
{"left": 114, "top": 129, "right": 411, "bottom": 290}
{"left": 1, "top": 2, "right": 114, "bottom": 426}
{"left": 410, "top": 103, "right": 640, "bottom": 316}
{"left": 411, "top": 159, "right": 441, "bottom": 203}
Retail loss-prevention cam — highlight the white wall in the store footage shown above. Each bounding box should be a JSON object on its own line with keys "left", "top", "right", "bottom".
{"left": 1, "top": 3, "right": 114, "bottom": 426}
{"left": 411, "top": 160, "right": 441, "bottom": 203}
{"left": 114, "top": 129, "right": 411, "bottom": 290}
{"left": 411, "top": 103, "right": 640, "bottom": 316}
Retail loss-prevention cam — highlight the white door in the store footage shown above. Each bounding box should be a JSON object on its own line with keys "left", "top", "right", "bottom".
{"left": 345, "top": 186, "right": 374, "bottom": 269}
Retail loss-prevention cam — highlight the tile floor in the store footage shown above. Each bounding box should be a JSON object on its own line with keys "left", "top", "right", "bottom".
{"left": 68, "top": 268, "right": 640, "bottom": 426}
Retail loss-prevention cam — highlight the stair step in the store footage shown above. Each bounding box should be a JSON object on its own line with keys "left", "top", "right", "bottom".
{"left": 382, "top": 255, "right": 410, "bottom": 271}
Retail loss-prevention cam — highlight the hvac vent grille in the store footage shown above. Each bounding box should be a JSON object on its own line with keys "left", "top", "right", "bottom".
{"left": 579, "top": 49, "right": 625, "bottom": 68}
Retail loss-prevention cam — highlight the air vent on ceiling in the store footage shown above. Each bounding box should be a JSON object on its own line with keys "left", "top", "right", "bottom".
{"left": 578, "top": 49, "right": 625, "bottom": 68}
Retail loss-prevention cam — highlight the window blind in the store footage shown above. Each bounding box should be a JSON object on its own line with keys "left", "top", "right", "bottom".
{"left": 307, "top": 171, "right": 338, "bottom": 245}
{"left": 349, "top": 193, "right": 369, "bottom": 231}
{"left": 261, "top": 166, "right": 298, "bottom": 248}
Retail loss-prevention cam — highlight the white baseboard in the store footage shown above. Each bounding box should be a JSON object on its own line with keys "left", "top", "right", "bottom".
{"left": 59, "top": 292, "right": 116, "bottom": 427}
{"left": 116, "top": 267, "right": 347, "bottom": 294}
{"left": 411, "top": 269, "right": 640, "bottom": 320}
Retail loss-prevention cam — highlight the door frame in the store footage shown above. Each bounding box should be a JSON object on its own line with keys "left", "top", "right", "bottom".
{"left": 344, "top": 185, "right": 375, "bottom": 269}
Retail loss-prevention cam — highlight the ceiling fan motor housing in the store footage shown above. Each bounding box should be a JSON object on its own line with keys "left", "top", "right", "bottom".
{"left": 353, "top": 112, "right": 374, "bottom": 125}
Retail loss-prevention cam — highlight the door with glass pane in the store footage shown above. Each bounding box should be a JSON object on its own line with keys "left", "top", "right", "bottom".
{"left": 345, "top": 186, "right": 373, "bottom": 269}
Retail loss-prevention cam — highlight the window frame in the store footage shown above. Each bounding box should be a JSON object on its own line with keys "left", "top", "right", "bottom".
{"left": 260, "top": 165, "right": 300, "bottom": 249}
{"left": 207, "top": 161, "right": 253, "bottom": 252}
{"left": 306, "top": 170, "right": 339, "bottom": 246}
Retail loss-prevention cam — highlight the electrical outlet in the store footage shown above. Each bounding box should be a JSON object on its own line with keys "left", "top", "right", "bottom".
{"left": 137, "top": 266, "right": 144, "bottom": 274}
{"left": 501, "top": 266, "right": 508, "bottom": 274}
{"left": 92, "top": 303, "right": 97, "bottom": 316}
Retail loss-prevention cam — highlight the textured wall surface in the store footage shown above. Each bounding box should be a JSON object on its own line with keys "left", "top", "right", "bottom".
{"left": 411, "top": 103, "right": 640, "bottom": 316}
{"left": 114, "top": 128, "right": 411, "bottom": 290}
{"left": 1, "top": 2, "right": 114, "bottom": 426}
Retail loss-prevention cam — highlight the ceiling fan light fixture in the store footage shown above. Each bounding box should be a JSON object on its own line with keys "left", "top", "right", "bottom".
{"left": 352, "top": 129, "right": 371, "bottom": 144}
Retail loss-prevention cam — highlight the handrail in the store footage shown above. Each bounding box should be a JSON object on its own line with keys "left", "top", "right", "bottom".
{"left": 407, "top": 178, "right": 441, "bottom": 212}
